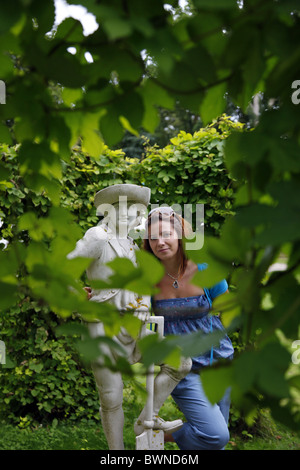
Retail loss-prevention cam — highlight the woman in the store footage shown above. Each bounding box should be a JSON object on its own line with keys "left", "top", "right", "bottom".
{"left": 144, "top": 206, "right": 234, "bottom": 450}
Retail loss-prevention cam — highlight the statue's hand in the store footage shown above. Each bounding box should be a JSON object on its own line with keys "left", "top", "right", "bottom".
{"left": 123, "top": 298, "right": 151, "bottom": 322}
{"left": 133, "top": 308, "right": 150, "bottom": 322}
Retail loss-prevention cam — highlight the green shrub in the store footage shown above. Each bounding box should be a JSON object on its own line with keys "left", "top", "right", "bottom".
{"left": 132, "top": 115, "right": 243, "bottom": 235}
{"left": 0, "top": 292, "right": 99, "bottom": 426}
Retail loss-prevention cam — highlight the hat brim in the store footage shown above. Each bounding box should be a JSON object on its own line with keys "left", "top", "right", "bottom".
{"left": 94, "top": 184, "right": 151, "bottom": 210}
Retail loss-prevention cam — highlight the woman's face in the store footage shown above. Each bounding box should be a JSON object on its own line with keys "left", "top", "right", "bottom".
{"left": 148, "top": 219, "right": 179, "bottom": 262}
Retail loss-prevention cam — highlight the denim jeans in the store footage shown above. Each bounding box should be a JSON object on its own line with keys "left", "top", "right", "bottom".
{"left": 171, "top": 372, "right": 231, "bottom": 450}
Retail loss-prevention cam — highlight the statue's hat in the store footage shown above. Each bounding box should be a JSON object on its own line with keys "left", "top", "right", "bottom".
{"left": 94, "top": 184, "right": 151, "bottom": 214}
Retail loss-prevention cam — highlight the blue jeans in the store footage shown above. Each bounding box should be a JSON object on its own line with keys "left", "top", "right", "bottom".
{"left": 171, "top": 372, "right": 231, "bottom": 450}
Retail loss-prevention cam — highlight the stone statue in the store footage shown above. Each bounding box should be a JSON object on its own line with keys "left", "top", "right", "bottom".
{"left": 67, "top": 184, "right": 191, "bottom": 450}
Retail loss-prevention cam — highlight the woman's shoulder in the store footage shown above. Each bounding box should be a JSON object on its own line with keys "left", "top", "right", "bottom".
{"left": 185, "top": 260, "right": 202, "bottom": 278}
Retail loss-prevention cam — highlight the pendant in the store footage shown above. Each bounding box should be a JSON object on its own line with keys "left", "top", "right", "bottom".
{"left": 173, "top": 280, "right": 179, "bottom": 289}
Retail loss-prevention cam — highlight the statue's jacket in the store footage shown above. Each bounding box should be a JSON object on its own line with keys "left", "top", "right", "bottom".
{"left": 67, "top": 223, "right": 150, "bottom": 312}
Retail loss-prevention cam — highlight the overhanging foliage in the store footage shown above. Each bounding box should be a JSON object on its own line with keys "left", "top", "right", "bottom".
{"left": 0, "top": 0, "right": 299, "bottom": 430}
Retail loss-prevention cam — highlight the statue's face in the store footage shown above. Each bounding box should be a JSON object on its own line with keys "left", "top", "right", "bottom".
{"left": 105, "top": 201, "right": 146, "bottom": 237}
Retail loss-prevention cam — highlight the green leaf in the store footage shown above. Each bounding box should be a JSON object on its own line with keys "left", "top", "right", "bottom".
{"left": 53, "top": 17, "right": 84, "bottom": 41}
{"left": 256, "top": 342, "right": 291, "bottom": 398}
{"left": 18, "top": 141, "right": 61, "bottom": 177}
{"left": 0, "top": 1, "right": 22, "bottom": 33}
{"left": 187, "top": 235, "right": 232, "bottom": 287}
{"left": 103, "top": 17, "right": 132, "bottom": 40}
{"left": 138, "top": 333, "right": 181, "bottom": 368}
{"left": 200, "top": 82, "right": 226, "bottom": 125}
{"left": 0, "top": 247, "right": 23, "bottom": 278}
{"left": 140, "top": 80, "right": 174, "bottom": 133}
{"left": 0, "top": 124, "right": 12, "bottom": 144}
{"left": 76, "top": 336, "right": 127, "bottom": 363}
{"left": 0, "top": 282, "right": 18, "bottom": 309}
{"left": 18, "top": 212, "right": 54, "bottom": 241}
{"left": 193, "top": 0, "right": 237, "bottom": 9}
{"left": 224, "top": 129, "right": 266, "bottom": 178}
{"left": 233, "top": 351, "right": 258, "bottom": 393}
{"left": 28, "top": 0, "right": 55, "bottom": 36}
{"left": 175, "top": 328, "right": 226, "bottom": 359}
{"left": 118, "top": 91, "right": 145, "bottom": 132}
{"left": 212, "top": 291, "right": 241, "bottom": 328}
{"left": 236, "top": 180, "right": 300, "bottom": 245}
{"left": 62, "top": 88, "right": 83, "bottom": 107}
{"left": 134, "top": 249, "right": 164, "bottom": 287}
{"left": 119, "top": 116, "right": 139, "bottom": 137}
{"left": 29, "top": 363, "right": 44, "bottom": 373}
{"left": 100, "top": 108, "right": 124, "bottom": 146}
{"left": 56, "top": 322, "right": 89, "bottom": 338}
{"left": 81, "top": 111, "right": 106, "bottom": 158}
{"left": 120, "top": 313, "right": 141, "bottom": 339}
{"left": 37, "top": 50, "right": 87, "bottom": 88}
{"left": 201, "top": 364, "right": 233, "bottom": 404}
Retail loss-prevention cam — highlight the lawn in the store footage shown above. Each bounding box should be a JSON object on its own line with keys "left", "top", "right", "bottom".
{"left": 0, "top": 417, "right": 299, "bottom": 451}
{"left": 1, "top": 369, "right": 299, "bottom": 451}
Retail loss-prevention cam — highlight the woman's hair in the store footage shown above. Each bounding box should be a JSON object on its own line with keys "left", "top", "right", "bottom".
{"left": 143, "top": 208, "right": 193, "bottom": 275}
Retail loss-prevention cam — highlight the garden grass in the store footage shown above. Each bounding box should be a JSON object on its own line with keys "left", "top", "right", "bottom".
{"left": 1, "top": 370, "right": 299, "bottom": 451}
{"left": 0, "top": 419, "right": 299, "bottom": 451}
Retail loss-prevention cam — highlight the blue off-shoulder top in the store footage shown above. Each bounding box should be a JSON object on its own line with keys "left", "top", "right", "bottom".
{"left": 151, "top": 263, "right": 234, "bottom": 370}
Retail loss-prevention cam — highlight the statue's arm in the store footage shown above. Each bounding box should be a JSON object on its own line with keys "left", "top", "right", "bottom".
{"left": 67, "top": 226, "right": 108, "bottom": 260}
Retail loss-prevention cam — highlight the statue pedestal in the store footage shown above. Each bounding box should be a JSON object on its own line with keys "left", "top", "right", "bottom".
{"left": 135, "top": 317, "right": 165, "bottom": 450}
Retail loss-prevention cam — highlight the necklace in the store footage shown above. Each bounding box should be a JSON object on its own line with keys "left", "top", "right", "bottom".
{"left": 167, "top": 272, "right": 180, "bottom": 289}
